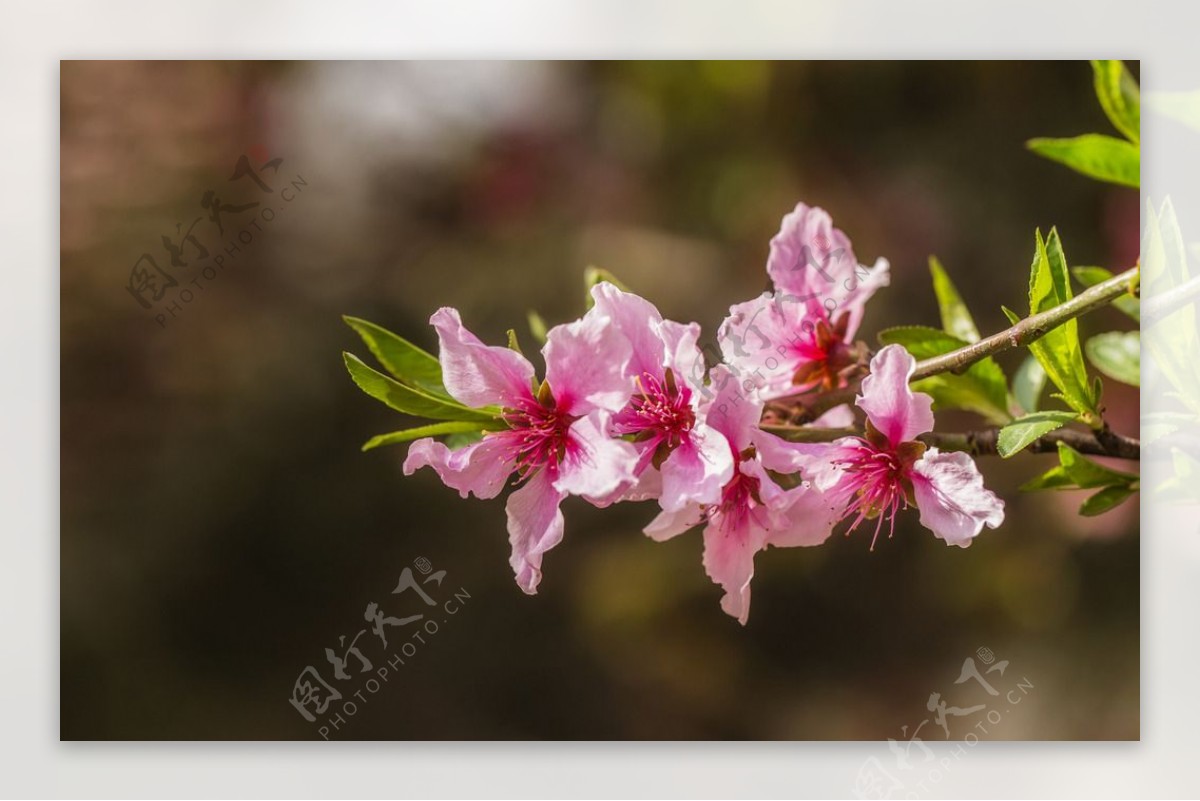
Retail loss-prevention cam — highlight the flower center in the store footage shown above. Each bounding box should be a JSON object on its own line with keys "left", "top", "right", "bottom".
{"left": 834, "top": 440, "right": 913, "bottom": 550}
{"left": 614, "top": 369, "right": 696, "bottom": 464}
{"left": 703, "top": 449, "right": 762, "bottom": 532}
{"left": 501, "top": 392, "right": 575, "bottom": 477}
{"left": 790, "top": 313, "right": 857, "bottom": 391}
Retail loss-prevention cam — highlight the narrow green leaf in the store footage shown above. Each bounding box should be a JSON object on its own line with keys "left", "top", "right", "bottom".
{"left": 877, "top": 326, "right": 1010, "bottom": 423}
{"left": 1072, "top": 266, "right": 1140, "bottom": 321}
{"left": 343, "top": 316, "right": 452, "bottom": 400}
{"left": 1024, "top": 229, "right": 1099, "bottom": 421}
{"left": 1027, "top": 134, "right": 1139, "bottom": 188}
{"left": 997, "top": 411, "right": 1077, "bottom": 457}
{"left": 928, "top": 256, "right": 980, "bottom": 342}
{"left": 1079, "top": 484, "right": 1137, "bottom": 516}
{"left": 445, "top": 430, "right": 485, "bottom": 450}
{"left": 1020, "top": 464, "right": 1075, "bottom": 492}
{"left": 362, "top": 420, "right": 503, "bottom": 451}
{"left": 507, "top": 328, "right": 524, "bottom": 355}
{"left": 1091, "top": 60, "right": 1140, "bottom": 144}
{"left": 1013, "top": 355, "right": 1047, "bottom": 414}
{"left": 527, "top": 310, "right": 548, "bottom": 344}
{"left": 1085, "top": 331, "right": 1140, "bottom": 386}
{"left": 343, "top": 352, "right": 497, "bottom": 423}
{"left": 1055, "top": 442, "right": 1138, "bottom": 489}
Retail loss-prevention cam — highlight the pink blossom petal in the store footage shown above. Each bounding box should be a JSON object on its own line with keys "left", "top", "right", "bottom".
{"left": 857, "top": 344, "right": 935, "bottom": 447}
{"left": 810, "top": 403, "right": 855, "bottom": 429}
{"left": 543, "top": 313, "right": 634, "bottom": 416}
{"left": 752, "top": 428, "right": 822, "bottom": 475}
{"left": 840, "top": 257, "right": 890, "bottom": 341}
{"left": 644, "top": 503, "right": 704, "bottom": 542}
{"left": 910, "top": 448, "right": 1005, "bottom": 547}
{"left": 658, "top": 319, "right": 707, "bottom": 393}
{"left": 588, "top": 282, "right": 665, "bottom": 379}
{"left": 553, "top": 413, "right": 639, "bottom": 501}
{"left": 659, "top": 424, "right": 735, "bottom": 512}
{"left": 430, "top": 307, "right": 535, "bottom": 409}
{"left": 699, "top": 365, "right": 762, "bottom": 453}
{"left": 402, "top": 435, "right": 516, "bottom": 499}
{"left": 703, "top": 511, "right": 769, "bottom": 625}
{"left": 717, "top": 293, "right": 806, "bottom": 400}
{"left": 766, "top": 202, "right": 858, "bottom": 301}
{"left": 505, "top": 469, "right": 566, "bottom": 594}
{"left": 766, "top": 481, "right": 841, "bottom": 548}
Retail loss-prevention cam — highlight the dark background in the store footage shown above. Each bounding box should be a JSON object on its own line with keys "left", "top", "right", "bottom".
{"left": 61, "top": 61, "right": 1139, "bottom": 740}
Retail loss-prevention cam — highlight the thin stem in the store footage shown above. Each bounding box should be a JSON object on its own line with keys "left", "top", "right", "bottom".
{"left": 911, "top": 266, "right": 1139, "bottom": 380}
{"left": 762, "top": 423, "right": 1141, "bottom": 460}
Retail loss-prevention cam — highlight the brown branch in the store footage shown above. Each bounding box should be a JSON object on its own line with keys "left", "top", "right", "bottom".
{"left": 910, "top": 266, "right": 1140, "bottom": 380}
{"left": 762, "top": 424, "right": 1141, "bottom": 460}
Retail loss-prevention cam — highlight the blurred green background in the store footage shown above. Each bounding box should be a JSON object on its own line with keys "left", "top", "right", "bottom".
{"left": 61, "top": 61, "right": 1139, "bottom": 740}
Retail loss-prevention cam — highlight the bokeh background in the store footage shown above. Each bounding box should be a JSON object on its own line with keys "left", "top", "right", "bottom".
{"left": 60, "top": 61, "right": 1139, "bottom": 740}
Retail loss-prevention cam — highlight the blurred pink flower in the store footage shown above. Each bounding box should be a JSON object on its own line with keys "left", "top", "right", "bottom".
{"left": 404, "top": 307, "right": 638, "bottom": 594}
{"left": 644, "top": 366, "right": 838, "bottom": 625}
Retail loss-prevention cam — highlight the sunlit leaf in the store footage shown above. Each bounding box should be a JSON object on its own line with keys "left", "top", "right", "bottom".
{"left": 362, "top": 421, "right": 503, "bottom": 452}
{"left": 527, "top": 310, "right": 548, "bottom": 344}
{"left": 1085, "top": 331, "right": 1140, "bottom": 386}
{"left": 1079, "top": 484, "right": 1137, "bottom": 516}
{"left": 1027, "top": 134, "right": 1139, "bottom": 188}
{"left": 996, "top": 411, "right": 1077, "bottom": 457}
{"left": 1020, "top": 464, "right": 1074, "bottom": 491}
{"left": 343, "top": 353, "right": 497, "bottom": 423}
{"left": 343, "top": 315, "right": 452, "bottom": 400}
{"left": 1056, "top": 442, "right": 1138, "bottom": 489}
{"left": 1091, "top": 60, "right": 1140, "bottom": 143}
{"left": 928, "top": 256, "right": 980, "bottom": 342}
{"left": 1013, "top": 355, "right": 1047, "bottom": 414}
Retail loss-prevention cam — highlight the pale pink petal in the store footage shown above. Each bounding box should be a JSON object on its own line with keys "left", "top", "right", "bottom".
{"left": 505, "top": 469, "right": 566, "bottom": 594}
{"left": 659, "top": 424, "right": 735, "bottom": 511}
{"left": 840, "top": 257, "right": 890, "bottom": 341}
{"left": 553, "top": 412, "right": 639, "bottom": 501}
{"left": 766, "top": 202, "right": 858, "bottom": 301}
{"left": 752, "top": 428, "right": 822, "bottom": 475}
{"left": 543, "top": 313, "right": 633, "bottom": 416}
{"left": 702, "top": 511, "right": 769, "bottom": 625}
{"left": 402, "top": 435, "right": 516, "bottom": 499}
{"left": 810, "top": 403, "right": 856, "bottom": 429}
{"left": 431, "top": 307, "right": 535, "bottom": 409}
{"left": 910, "top": 448, "right": 1005, "bottom": 547}
{"left": 590, "top": 462, "right": 664, "bottom": 508}
{"left": 717, "top": 293, "right": 807, "bottom": 400}
{"left": 857, "top": 344, "right": 935, "bottom": 447}
{"left": 588, "top": 282, "right": 665, "bottom": 379}
{"left": 765, "top": 480, "right": 842, "bottom": 548}
{"left": 698, "top": 365, "right": 762, "bottom": 453}
{"left": 644, "top": 503, "right": 704, "bottom": 541}
{"left": 658, "top": 319, "right": 707, "bottom": 393}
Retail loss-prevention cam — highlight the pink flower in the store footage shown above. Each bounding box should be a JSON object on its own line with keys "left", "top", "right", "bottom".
{"left": 802, "top": 345, "right": 1005, "bottom": 549}
{"left": 643, "top": 366, "right": 838, "bottom": 625}
{"left": 718, "top": 202, "right": 889, "bottom": 399}
{"left": 587, "top": 283, "right": 735, "bottom": 511}
{"left": 403, "top": 307, "right": 638, "bottom": 594}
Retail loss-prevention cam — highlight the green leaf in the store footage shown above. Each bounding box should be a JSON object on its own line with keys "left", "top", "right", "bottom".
{"left": 446, "top": 430, "right": 485, "bottom": 450}
{"left": 1023, "top": 229, "right": 1099, "bottom": 422}
{"left": 928, "top": 256, "right": 980, "bottom": 342}
{"left": 877, "top": 326, "right": 1010, "bottom": 423}
{"left": 343, "top": 353, "right": 497, "bottom": 423}
{"left": 1079, "top": 484, "right": 1137, "bottom": 516}
{"left": 996, "top": 411, "right": 1077, "bottom": 457}
{"left": 584, "top": 267, "right": 630, "bottom": 308}
{"left": 1091, "top": 60, "right": 1140, "bottom": 144}
{"left": 507, "top": 328, "right": 524, "bottom": 355}
{"left": 527, "top": 310, "right": 548, "bottom": 344}
{"left": 1027, "top": 134, "right": 1139, "bottom": 188}
{"left": 1072, "top": 266, "right": 1140, "bottom": 321}
{"left": 1056, "top": 442, "right": 1138, "bottom": 489}
{"left": 361, "top": 421, "right": 502, "bottom": 452}
{"left": 1085, "top": 331, "right": 1140, "bottom": 386}
{"left": 1020, "top": 464, "right": 1075, "bottom": 491}
{"left": 343, "top": 316, "right": 452, "bottom": 400}
{"left": 1013, "top": 355, "right": 1047, "bottom": 414}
